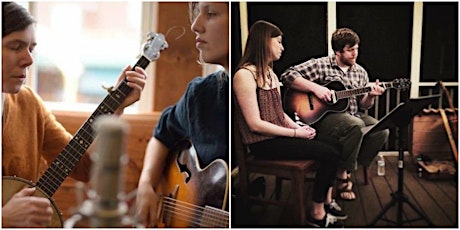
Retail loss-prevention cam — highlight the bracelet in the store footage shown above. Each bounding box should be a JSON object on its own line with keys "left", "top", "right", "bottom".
{"left": 293, "top": 129, "right": 296, "bottom": 137}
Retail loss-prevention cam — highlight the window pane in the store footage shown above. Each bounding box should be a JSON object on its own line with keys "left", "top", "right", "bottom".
{"left": 337, "top": 2, "right": 413, "bottom": 82}
{"left": 246, "top": 2, "right": 327, "bottom": 75}
{"left": 421, "top": 2, "right": 458, "bottom": 82}
{"left": 33, "top": 2, "right": 142, "bottom": 110}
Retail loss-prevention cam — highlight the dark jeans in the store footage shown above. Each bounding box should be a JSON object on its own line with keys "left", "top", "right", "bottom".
{"left": 248, "top": 136, "right": 341, "bottom": 203}
{"left": 313, "top": 113, "right": 390, "bottom": 171}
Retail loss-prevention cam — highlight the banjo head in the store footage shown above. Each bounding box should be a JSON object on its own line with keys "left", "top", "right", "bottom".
{"left": 2, "top": 176, "right": 63, "bottom": 227}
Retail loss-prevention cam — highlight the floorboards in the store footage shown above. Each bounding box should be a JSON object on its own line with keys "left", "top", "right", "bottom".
{"left": 232, "top": 155, "right": 458, "bottom": 227}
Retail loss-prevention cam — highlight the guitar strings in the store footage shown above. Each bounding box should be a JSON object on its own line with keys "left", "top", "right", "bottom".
{"left": 162, "top": 198, "right": 228, "bottom": 221}
{"left": 162, "top": 196, "right": 228, "bottom": 217}
{"left": 162, "top": 208, "right": 226, "bottom": 227}
{"left": 336, "top": 81, "right": 397, "bottom": 99}
{"left": 162, "top": 201, "right": 228, "bottom": 227}
{"left": 161, "top": 197, "right": 228, "bottom": 227}
{"left": 162, "top": 208, "right": 228, "bottom": 228}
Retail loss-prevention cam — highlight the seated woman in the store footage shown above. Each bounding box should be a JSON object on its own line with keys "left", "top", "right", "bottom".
{"left": 233, "top": 20, "right": 346, "bottom": 227}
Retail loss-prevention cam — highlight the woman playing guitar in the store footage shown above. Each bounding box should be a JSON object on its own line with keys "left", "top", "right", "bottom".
{"left": 135, "top": 2, "right": 229, "bottom": 228}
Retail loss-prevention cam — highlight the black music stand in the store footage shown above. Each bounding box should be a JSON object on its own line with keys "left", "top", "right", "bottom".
{"left": 363, "top": 94, "right": 440, "bottom": 226}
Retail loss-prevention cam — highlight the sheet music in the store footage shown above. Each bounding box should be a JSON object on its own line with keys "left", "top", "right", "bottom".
{"left": 362, "top": 95, "right": 441, "bottom": 136}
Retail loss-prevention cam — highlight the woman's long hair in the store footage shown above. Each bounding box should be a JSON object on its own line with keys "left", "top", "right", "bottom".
{"left": 237, "top": 20, "right": 283, "bottom": 86}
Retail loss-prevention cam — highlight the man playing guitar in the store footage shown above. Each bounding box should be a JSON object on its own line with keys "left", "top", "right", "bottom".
{"left": 281, "top": 28, "right": 389, "bottom": 201}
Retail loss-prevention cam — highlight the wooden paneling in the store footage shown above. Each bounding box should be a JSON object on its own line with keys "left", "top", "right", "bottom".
{"left": 154, "top": 2, "right": 202, "bottom": 112}
{"left": 49, "top": 111, "right": 160, "bottom": 223}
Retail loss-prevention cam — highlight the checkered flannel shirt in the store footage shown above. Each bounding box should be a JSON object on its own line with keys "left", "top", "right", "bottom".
{"left": 281, "top": 55, "right": 370, "bottom": 116}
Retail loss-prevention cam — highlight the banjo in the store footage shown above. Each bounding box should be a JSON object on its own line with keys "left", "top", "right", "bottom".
{"left": 2, "top": 32, "right": 168, "bottom": 227}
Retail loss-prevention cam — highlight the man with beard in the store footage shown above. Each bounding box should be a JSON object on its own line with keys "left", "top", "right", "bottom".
{"left": 281, "top": 28, "right": 389, "bottom": 201}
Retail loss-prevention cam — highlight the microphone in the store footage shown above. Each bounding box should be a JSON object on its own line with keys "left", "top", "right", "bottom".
{"left": 64, "top": 115, "right": 135, "bottom": 227}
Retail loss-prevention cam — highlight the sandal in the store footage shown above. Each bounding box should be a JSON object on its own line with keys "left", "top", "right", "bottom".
{"left": 335, "top": 175, "right": 356, "bottom": 201}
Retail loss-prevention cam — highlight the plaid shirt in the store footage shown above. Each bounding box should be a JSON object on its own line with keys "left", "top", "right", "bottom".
{"left": 281, "top": 55, "right": 369, "bottom": 116}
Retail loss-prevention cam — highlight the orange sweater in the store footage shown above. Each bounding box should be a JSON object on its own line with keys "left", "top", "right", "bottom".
{"left": 2, "top": 86, "right": 92, "bottom": 183}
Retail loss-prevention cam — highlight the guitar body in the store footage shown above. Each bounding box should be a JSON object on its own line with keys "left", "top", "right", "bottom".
{"left": 439, "top": 81, "right": 458, "bottom": 162}
{"left": 284, "top": 79, "right": 411, "bottom": 125}
{"left": 284, "top": 81, "right": 349, "bottom": 125}
{"left": 156, "top": 142, "right": 229, "bottom": 227}
{"left": 2, "top": 176, "right": 63, "bottom": 227}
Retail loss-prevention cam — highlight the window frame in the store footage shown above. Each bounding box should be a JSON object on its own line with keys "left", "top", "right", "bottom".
{"left": 25, "top": 2, "right": 159, "bottom": 114}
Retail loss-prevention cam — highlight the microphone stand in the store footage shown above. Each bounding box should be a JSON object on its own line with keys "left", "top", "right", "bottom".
{"left": 363, "top": 95, "right": 440, "bottom": 226}
{"left": 64, "top": 116, "right": 142, "bottom": 228}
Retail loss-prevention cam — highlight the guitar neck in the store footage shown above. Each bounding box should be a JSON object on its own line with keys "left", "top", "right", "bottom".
{"left": 36, "top": 55, "right": 151, "bottom": 197}
{"left": 133, "top": 55, "right": 151, "bottom": 70}
{"left": 335, "top": 82, "right": 393, "bottom": 100}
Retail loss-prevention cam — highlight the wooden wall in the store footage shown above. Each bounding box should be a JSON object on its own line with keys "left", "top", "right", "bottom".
{"left": 154, "top": 2, "right": 202, "bottom": 112}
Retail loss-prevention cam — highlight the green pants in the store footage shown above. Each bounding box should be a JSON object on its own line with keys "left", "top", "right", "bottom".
{"left": 313, "top": 112, "right": 390, "bottom": 171}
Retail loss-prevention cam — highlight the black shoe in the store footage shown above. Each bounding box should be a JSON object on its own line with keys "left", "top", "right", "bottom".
{"left": 325, "top": 199, "right": 348, "bottom": 220}
{"left": 306, "top": 213, "right": 345, "bottom": 228}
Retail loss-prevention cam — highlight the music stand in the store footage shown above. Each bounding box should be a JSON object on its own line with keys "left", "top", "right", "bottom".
{"left": 364, "top": 94, "right": 440, "bottom": 226}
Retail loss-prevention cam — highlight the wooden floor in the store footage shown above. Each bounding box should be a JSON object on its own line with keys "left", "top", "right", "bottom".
{"left": 231, "top": 154, "right": 458, "bottom": 227}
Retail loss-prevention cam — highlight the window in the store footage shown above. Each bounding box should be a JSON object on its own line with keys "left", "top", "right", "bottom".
{"left": 421, "top": 2, "right": 458, "bottom": 82}
{"left": 28, "top": 2, "right": 147, "bottom": 112}
{"left": 245, "top": 2, "right": 327, "bottom": 75}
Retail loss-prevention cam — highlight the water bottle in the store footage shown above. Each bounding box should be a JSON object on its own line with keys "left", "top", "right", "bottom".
{"left": 416, "top": 156, "right": 423, "bottom": 178}
{"left": 377, "top": 154, "right": 385, "bottom": 176}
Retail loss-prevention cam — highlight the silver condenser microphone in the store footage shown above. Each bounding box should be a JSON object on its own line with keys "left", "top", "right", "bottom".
{"left": 64, "top": 115, "right": 134, "bottom": 227}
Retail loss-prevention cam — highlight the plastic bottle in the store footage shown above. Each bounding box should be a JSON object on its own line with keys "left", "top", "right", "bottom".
{"left": 377, "top": 154, "right": 385, "bottom": 176}
{"left": 416, "top": 156, "right": 423, "bottom": 178}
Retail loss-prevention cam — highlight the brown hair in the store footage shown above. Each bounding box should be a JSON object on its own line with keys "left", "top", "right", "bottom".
{"left": 2, "top": 2, "right": 36, "bottom": 38}
{"left": 331, "top": 27, "right": 360, "bottom": 53}
{"left": 189, "top": 2, "right": 199, "bottom": 24}
{"left": 237, "top": 20, "right": 283, "bottom": 85}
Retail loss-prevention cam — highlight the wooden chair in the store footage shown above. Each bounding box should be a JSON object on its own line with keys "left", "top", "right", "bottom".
{"left": 363, "top": 166, "right": 370, "bottom": 185}
{"left": 233, "top": 122, "right": 316, "bottom": 225}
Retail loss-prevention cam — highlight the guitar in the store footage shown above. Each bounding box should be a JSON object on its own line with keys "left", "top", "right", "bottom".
{"left": 284, "top": 78, "right": 411, "bottom": 125}
{"left": 2, "top": 32, "right": 168, "bottom": 227}
{"left": 438, "top": 81, "right": 458, "bottom": 163}
{"left": 155, "top": 140, "right": 229, "bottom": 227}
